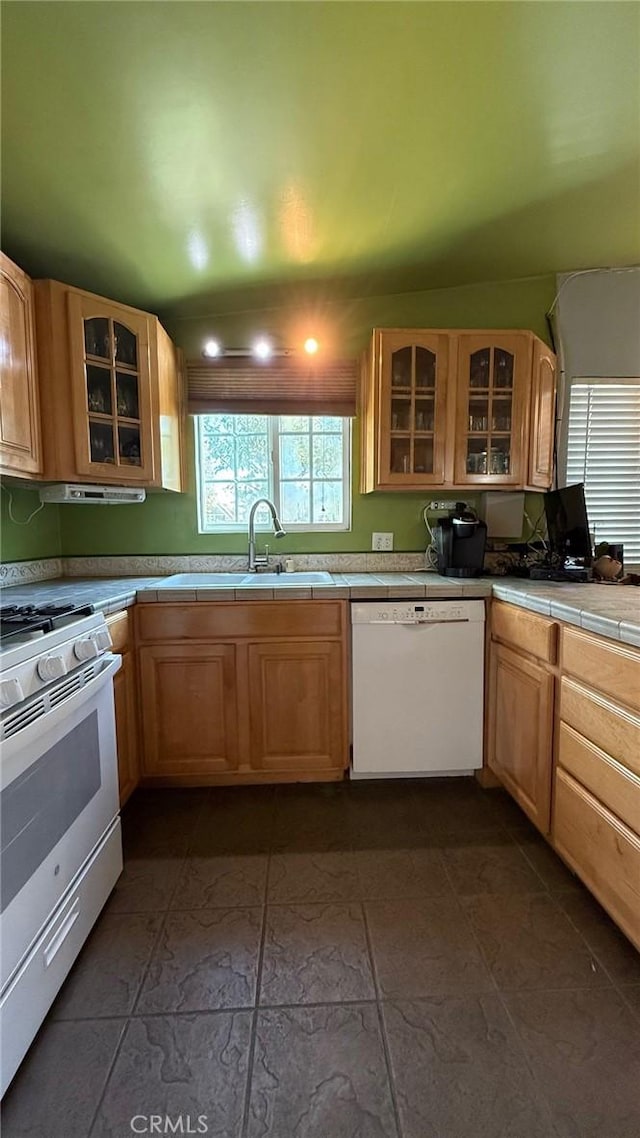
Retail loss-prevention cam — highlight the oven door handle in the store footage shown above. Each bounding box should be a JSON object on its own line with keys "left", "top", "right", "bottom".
{"left": 0, "top": 654, "right": 121, "bottom": 785}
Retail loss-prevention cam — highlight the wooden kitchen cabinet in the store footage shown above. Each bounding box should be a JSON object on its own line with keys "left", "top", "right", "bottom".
{"left": 248, "top": 640, "right": 346, "bottom": 774}
{"left": 488, "top": 600, "right": 640, "bottom": 951}
{"left": 34, "top": 278, "right": 184, "bottom": 489}
{"left": 0, "top": 252, "right": 42, "bottom": 477}
{"left": 360, "top": 329, "right": 449, "bottom": 490}
{"left": 135, "top": 601, "right": 349, "bottom": 785}
{"left": 360, "top": 327, "right": 555, "bottom": 492}
{"left": 138, "top": 643, "right": 240, "bottom": 778}
{"left": 487, "top": 640, "right": 555, "bottom": 834}
{"left": 527, "top": 338, "right": 556, "bottom": 489}
{"left": 106, "top": 610, "right": 140, "bottom": 806}
{"left": 453, "top": 331, "right": 531, "bottom": 486}
{"left": 553, "top": 624, "right": 640, "bottom": 950}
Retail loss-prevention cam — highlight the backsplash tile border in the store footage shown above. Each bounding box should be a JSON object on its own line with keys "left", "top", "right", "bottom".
{"left": 61, "top": 552, "right": 429, "bottom": 577}
{"left": 0, "top": 558, "right": 63, "bottom": 585}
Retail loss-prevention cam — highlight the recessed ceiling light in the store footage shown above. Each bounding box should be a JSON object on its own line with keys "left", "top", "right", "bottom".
{"left": 203, "top": 339, "right": 222, "bottom": 358}
{"left": 252, "top": 338, "right": 273, "bottom": 361}
{"left": 304, "top": 337, "right": 319, "bottom": 355}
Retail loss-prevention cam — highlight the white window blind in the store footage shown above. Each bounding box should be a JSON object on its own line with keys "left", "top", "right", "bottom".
{"left": 564, "top": 380, "right": 640, "bottom": 564}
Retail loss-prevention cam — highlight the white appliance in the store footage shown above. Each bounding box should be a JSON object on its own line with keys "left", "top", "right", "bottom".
{"left": 39, "top": 483, "right": 146, "bottom": 504}
{"left": 0, "top": 610, "right": 123, "bottom": 1096}
{"left": 351, "top": 600, "right": 485, "bottom": 777}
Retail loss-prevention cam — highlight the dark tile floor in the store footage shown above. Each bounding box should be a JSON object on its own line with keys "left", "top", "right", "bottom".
{"left": 3, "top": 779, "right": 640, "bottom": 1138}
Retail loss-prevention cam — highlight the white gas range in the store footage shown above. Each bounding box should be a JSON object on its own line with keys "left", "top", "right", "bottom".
{"left": 0, "top": 605, "right": 123, "bottom": 1097}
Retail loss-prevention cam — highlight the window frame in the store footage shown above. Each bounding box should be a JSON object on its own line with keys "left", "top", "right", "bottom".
{"left": 194, "top": 414, "right": 352, "bottom": 534}
{"left": 558, "top": 374, "right": 640, "bottom": 568}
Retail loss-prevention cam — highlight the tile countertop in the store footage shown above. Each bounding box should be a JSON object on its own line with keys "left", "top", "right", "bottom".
{"left": 0, "top": 573, "right": 638, "bottom": 647}
{"left": 0, "top": 577, "right": 162, "bottom": 615}
{"left": 136, "top": 572, "right": 494, "bottom": 602}
{"left": 492, "top": 579, "right": 640, "bottom": 648}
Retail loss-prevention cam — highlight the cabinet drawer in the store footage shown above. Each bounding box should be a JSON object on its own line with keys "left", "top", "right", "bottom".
{"left": 136, "top": 601, "right": 345, "bottom": 642}
{"left": 491, "top": 600, "right": 557, "bottom": 663}
{"left": 553, "top": 767, "right": 640, "bottom": 951}
{"left": 557, "top": 721, "right": 640, "bottom": 835}
{"left": 561, "top": 626, "right": 640, "bottom": 711}
{"left": 105, "top": 610, "right": 131, "bottom": 655}
{"left": 560, "top": 676, "right": 640, "bottom": 777}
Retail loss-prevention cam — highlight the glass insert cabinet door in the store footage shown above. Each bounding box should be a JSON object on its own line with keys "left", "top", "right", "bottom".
{"left": 379, "top": 332, "right": 449, "bottom": 485}
{"left": 454, "top": 333, "right": 530, "bottom": 485}
{"left": 67, "top": 293, "right": 155, "bottom": 481}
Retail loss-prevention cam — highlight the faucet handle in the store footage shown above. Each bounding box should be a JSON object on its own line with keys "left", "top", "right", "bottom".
{"left": 264, "top": 544, "right": 269, "bottom": 564}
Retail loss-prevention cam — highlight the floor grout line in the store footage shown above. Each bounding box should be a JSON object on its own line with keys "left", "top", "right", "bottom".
{"left": 239, "top": 800, "right": 275, "bottom": 1138}
{"left": 441, "top": 857, "right": 565, "bottom": 1138}
{"left": 360, "top": 902, "right": 405, "bottom": 1138}
{"left": 84, "top": 1017, "right": 131, "bottom": 1138}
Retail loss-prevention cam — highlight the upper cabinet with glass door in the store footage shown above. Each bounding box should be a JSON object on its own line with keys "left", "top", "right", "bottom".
{"left": 453, "top": 332, "right": 532, "bottom": 486}
{"left": 360, "top": 328, "right": 555, "bottom": 492}
{"left": 68, "top": 293, "right": 155, "bottom": 481}
{"left": 360, "top": 330, "right": 450, "bottom": 490}
{"left": 33, "top": 280, "right": 184, "bottom": 490}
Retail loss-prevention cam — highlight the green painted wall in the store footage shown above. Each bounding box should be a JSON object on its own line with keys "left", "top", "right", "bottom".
{"left": 58, "top": 273, "right": 555, "bottom": 557}
{"left": 1, "top": 486, "right": 61, "bottom": 563}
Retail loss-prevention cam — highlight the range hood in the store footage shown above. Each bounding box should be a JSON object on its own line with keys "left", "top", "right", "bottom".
{"left": 39, "top": 484, "right": 146, "bottom": 505}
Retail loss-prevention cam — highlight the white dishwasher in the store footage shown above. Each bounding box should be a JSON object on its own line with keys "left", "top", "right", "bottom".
{"left": 351, "top": 599, "right": 485, "bottom": 777}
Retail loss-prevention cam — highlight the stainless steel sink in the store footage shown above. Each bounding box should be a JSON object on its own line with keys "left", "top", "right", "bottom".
{"left": 240, "top": 572, "right": 333, "bottom": 586}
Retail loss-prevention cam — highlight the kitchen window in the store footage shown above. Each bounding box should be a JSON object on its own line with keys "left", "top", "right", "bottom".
{"left": 195, "top": 414, "right": 351, "bottom": 532}
{"left": 560, "top": 378, "right": 640, "bottom": 566}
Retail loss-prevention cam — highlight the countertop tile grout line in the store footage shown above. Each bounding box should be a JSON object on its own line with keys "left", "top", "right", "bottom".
{"left": 440, "top": 855, "right": 564, "bottom": 1138}
{"left": 360, "top": 901, "right": 405, "bottom": 1138}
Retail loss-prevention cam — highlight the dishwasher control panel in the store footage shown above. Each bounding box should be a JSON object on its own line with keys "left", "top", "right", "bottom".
{"left": 351, "top": 600, "right": 485, "bottom": 624}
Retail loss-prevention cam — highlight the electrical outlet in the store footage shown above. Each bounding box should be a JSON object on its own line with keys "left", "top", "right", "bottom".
{"left": 372, "top": 532, "right": 394, "bottom": 551}
{"left": 428, "top": 500, "right": 463, "bottom": 512}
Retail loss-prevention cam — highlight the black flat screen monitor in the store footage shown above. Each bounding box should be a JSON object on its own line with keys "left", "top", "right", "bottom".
{"left": 544, "top": 483, "right": 592, "bottom": 563}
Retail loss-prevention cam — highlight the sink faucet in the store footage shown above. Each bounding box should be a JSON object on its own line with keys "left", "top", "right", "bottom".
{"left": 247, "top": 498, "right": 286, "bottom": 571}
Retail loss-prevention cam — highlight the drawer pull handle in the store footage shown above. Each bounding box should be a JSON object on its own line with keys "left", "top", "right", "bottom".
{"left": 43, "top": 901, "right": 80, "bottom": 968}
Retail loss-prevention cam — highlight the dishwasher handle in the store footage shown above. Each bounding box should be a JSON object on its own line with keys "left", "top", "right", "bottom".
{"left": 395, "top": 618, "right": 471, "bottom": 626}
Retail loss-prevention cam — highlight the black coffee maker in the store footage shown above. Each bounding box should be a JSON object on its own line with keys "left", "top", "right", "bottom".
{"left": 433, "top": 503, "right": 487, "bottom": 577}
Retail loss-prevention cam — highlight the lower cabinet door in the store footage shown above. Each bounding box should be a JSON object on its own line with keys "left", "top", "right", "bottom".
{"left": 247, "top": 640, "right": 347, "bottom": 775}
{"left": 488, "top": 640, "right": 554, "bottom": 833}
{"left": 139, "top": 643, "right": 239, "bottom": 777}
{"left": 113, "top": 651, "right": 140, "bottom": 806}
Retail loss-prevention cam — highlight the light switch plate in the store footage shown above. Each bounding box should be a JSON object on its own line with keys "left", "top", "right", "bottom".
{"left": 372, "top": 532, "right": 394, "bottom": 551}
